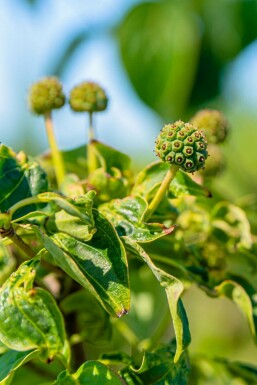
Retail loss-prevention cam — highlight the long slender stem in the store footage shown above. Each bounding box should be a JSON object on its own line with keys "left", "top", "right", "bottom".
{"left": 144, "top": 164, "right": 179, "bottom": 221}
{"left": 88, "top": 112, "right": 95, "bottom": 140}
{"left": 87, "top": 112, "right": 98, "bottom": 175}
{"left": 44, "top": 111, "right": 65, "bottom": 188}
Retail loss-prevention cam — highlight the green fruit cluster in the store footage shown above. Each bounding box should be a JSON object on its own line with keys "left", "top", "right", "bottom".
{"left": 191, "top": 109, "right": 229, "bottom": 144}
{"left": 69, "top": 82, "right": 108, "bottom": 113}
{"left": 28, "top": 77, "right": 65, "bottom": 115}
{"left": 155, "top": 120, "right": 208, "bottom": 173}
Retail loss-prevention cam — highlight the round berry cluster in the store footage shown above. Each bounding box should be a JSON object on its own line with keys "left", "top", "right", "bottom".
{"left": 155, "top": 120, "right": 208, "bottom": 173}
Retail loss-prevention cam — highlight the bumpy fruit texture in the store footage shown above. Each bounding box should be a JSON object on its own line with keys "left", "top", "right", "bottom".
{"left": 155, "top": 121, "right": 208, "bottom": 173}
{"left": 29, "top": 77, "right": 65, "bottom": 115}
{"left": 191, "top": 109, "right": 229, "bottom": 144}
{"left": 69, "top": 82, "right": 108, "bottom": 113}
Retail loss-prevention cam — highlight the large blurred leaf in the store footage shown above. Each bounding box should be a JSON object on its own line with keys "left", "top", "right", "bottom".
{"left": 0, "top": 349, "right": 39, "bottom": 385}
{"left": 93, "top": 141, "right": 131, "bottom": 173}
{"left": 132, "top": 161, "right": 210, "bottom": 202}
{"left": 54, "top": 361, "right": 125, "bottom": 385}
{"left": 122, "top": 237, "right": 191, "bottom": 362}
{"left": 120, "top": 340, "right": 190, "bottom": 385}
{"left": 99, "top": 195, "right": 175, "bottom": 243}
{"left": 60, "top": 290, "right": 112, "bottom": 346}
{"left": 0, "top": 145, "right": 48, "bottom": 218}
{"left": 118, "top": 0, "right": 201, "bottom": 119}
{"left": 37, "top": 209, "right": 130, "bottom": 317}
{"left": 0, "top": 259, "right": 69, "bottom": 364}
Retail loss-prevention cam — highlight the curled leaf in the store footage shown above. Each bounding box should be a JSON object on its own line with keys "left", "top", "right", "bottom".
{"left": 0, "top": 259, "right": 69, "bottom": 364}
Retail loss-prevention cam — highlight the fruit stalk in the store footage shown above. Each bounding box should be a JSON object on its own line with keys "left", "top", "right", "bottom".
{"left": 144, "top": 164, "right": 179, "bottom": 221}
{"left": 44, "top": 111, "right": 65, "bottom": 188}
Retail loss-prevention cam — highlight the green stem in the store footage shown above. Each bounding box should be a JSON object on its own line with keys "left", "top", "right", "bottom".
{"left": 8, "top": 196, "right": 43, "bottom": 218}
{"left": 44, "top": 111, "right": 65, "bottom": 188}
{"left": 88, "top": 112, "right": 95, "bottom": 140}
{"left": 87, "top": 112, "right": 98, "bottom": 175}
{"left": 0, "top": 226, "right": 36, "bottom": 258}
{"left": 144, "top": 164, "right": 179, "bottom": 221}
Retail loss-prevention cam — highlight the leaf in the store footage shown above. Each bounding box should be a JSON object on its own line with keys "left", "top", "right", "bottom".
{"left": 0, "top": 348, "right": 40, "bottom": 385}
{"left": 215, "top": 279, "right": 257, "bottom": 342}
{"left": 132, "top": 161, "right": 210, "bottom": 202}
{"left": 122, "top": 237, "right": 191, "bottom": 362}
{"left": 92, "top": 141, "right": 131, "bottom": 173}
{"left": 211, "top": 202, "right": 252, "bottom": 249}
{"left": 190, "top": 356, "right": 257, "bottom": 385}
{"left": 0, "top": 144, "right": 48, "bottom": 217}
{"left": 45, "top": 191, "right": 96, "bottom": 242}
{"left": 54, "top": 361, "right": 126, "bottom": 385}
{"left": 36, "top": 209, "right": 130, "bottom": 317}
{"left": 99, "top": 195, "right": 175, "bottom": 243}
{"left": 120, "top": 340, "right": 190, "bottom": 385}
{"left": 0, "top": 259, "right": 69, "bottom": 364}
{"left": 118, "top": 1, "right": 201, "bottom": 119}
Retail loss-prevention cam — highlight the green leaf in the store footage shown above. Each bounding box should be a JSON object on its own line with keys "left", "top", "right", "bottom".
{"left": 0, "top": 259, "right": 69, "bottom": 364}
{"left": 0, "top": 348, "right": 40, "bottom": 385}
{"left": 118, "top": 1, "right": 201, "bottom": 119}
{"left": 215, "top": 279, "right": 257, "bottom": 342}
{"left": 190, "top": 356, "right": 257, "bottom": 385}
{"left": 122, "top": 237, "right": 191, "bottom": 362}
{"left": 120, "top": 340, "right": 190, "bottom": 385}
{"left": 45, "top": 191, "right": 96, "bottom": 242}
{"left": 132, "top": 161, "right": 210, "bottom": 202}
{"left": 211, "top": 202, "right": 252, "bottom": 249}
{"left": 37, "top": 209, "right": 130, "bottom": 317}
{"left": 99, "top": 195, "right": 175, "bottom": 243}
{"left": 92, "top": 141, "right": 131, "bottom": 173}
{"left": 0, "top": 145, "right": 48, "bottom": 217}
{"left": 54, "top": 361, "right": 126, "bottom": 385}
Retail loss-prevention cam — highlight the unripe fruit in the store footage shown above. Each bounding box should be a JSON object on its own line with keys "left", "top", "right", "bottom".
{"left": 69, "top": 81, "right": 108, "bottom": 113}
{"left": 191, "top": 109, "right": 229, "bottom": 144}
{"left": 155, "top": 121, "right": 208, "bottom": 173}
{"left": 28, "top": 77, "right": 65, "bottom": 115}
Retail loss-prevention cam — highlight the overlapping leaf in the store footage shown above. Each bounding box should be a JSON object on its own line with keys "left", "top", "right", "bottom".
{"left": 36, "top": 209, "right": 130, "bottom": 318}
{"left": 0, "top": 349, "right": 40, "bottom": 385}
{"left": 54, "top": 361, "right": 126, "bottom": 385}
{"left": 122, "top": 237, "right": 191, "bottom": 362}
{"left": 100, "top": 195, "right": 175, "bottom": 243}
{"left": 116, "top": 340, "right": 190, "bottom": 385}
{"left": 0, "top": 144, "right": 48, "bottom": 217}
{"left": 0, "top": 259, "right": 69, "bottom": 364}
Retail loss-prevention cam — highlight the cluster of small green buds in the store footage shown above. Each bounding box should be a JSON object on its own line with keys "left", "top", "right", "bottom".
{"left": 28, "top": 77, "right": 65, "bottom": 115}
{"left": 155, "top": 120, "right": 208, "bottom": 173}
{"left": 190, "top": 109, "right": 229, "bottom": 144}
{"left": 69, "top": 81, "right": 108, "bottom": 113}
